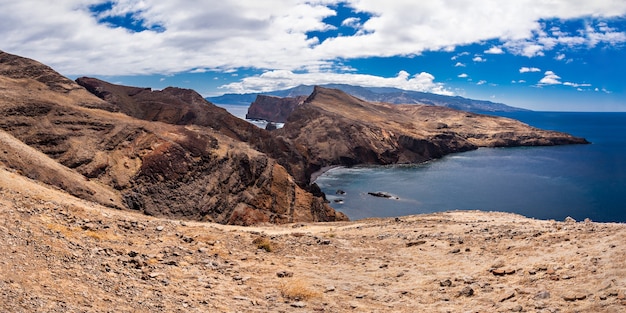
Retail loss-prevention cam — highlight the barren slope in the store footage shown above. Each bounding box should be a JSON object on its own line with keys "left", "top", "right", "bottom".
{"left": 1, "top": 165, "right": 624, "bottom": 312}
{"left": 76, "top": 77, "right": 311, "bottom": 186}
{"left": 0, "top": 51, "right": 344, "bottom": 225}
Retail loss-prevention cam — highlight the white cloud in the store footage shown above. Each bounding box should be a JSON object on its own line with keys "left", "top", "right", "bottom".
{"left": 341, "top": 17, "right": 361, "bottom": 28}
{"left": 476, "top": 80, "right": 487, "bottom": 85}
{"left": 555, "top": 53, "right": 566, "bottom": 61}
{"left": 454, "top": 62, "right": 466, "bottom": 67}
{"left": 519, "top": 67, "right": 541, "bottom": 73}
{"left": 451, "top": 52, "right": 470, "bottom": 60}
{"left": 484, "top": 46, "right": 504, "bottom": 54}
{"left": 0, "top": 0, "right": 625, "bottom": 81}
{"left": 472, "top": 56, "right": 486, "bottom": 62}
{"left": 458, "top": 73, "right": 468, "bottom": 78}
{"left": 538, "top": 70, "right": 561, "bottom": 85}
{"left": 219, "top": 70, "right": 453, "bottom": 95}
{"left": 564, "top": 82, "right": 591, "bottom": 88}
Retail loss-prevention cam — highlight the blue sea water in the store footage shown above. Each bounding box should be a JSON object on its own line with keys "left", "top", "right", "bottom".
{"left": 315, "top": 112, "right": 626, "bottom": 222}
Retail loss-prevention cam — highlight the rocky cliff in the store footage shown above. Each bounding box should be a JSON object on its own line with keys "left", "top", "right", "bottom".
{"left": 277, "top": 86, "right": 588, "bottom": 178}
{"left": 0, "top": 51, "right": 346, "bottom": 225}
{"left": 76, "top": 77, "right": 312, "bottom": 186}
{"left": 246, "top": 94, "right": 307, "bottom": 123}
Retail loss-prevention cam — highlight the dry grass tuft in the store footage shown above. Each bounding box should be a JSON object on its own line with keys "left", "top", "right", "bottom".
{"left": 252, "top": 235, "right": 273, "bottom": 252}
{"left": 279, "top": 278, "right": 321, "bottom": 301}
{"left": 84, "top": 230, "right": 120, "bottom": 241}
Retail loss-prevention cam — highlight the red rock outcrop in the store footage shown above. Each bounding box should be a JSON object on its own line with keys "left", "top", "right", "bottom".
{"left": 75, "top": 77, "right": 312, "bottom": 186}
{"left": 0, "top": 51, "right": 346, "bottom": 225}
{"left": 246, "top": 94, "right": 307, "bottom": 123}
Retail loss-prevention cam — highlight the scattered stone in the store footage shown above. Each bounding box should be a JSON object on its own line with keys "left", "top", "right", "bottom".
{"left": 492, "top": 269, "right": 506, "bottom": 276}
{"left": 355, "top": 294, "right": 366, "bottom": 299}
{"left": 564, "top": 216, "right": 576, "bottom": 223}
{"left": 450, "top": 248, "right": 461, "bottom": 254}
{"left": 82, "top": 222, "right": 97, "bottom": 231}
{"left": 317, "top": 239, "right": 331, "bottom": 245}
{"left": 562, "top": 293, "right": 587, "bottom": 301}
{"left": 534, "top": 290, "right": 550, "bottom": 300}
{"left": 499, "top": 291, "right": 515, "bottom": 302}
{"left": 406, "top": 240, "right": 426, "bottom": 247}
{"left": 459, "top": 286, "right": 474, "bottom": 297}
{"left": 325, "top": 286, "right": 335, "bottom": 293}
{"left": 562, "top": 294, "right": 577, "bottom": 302}
{"left": 233, "top": 296, "right": 250, "bottom": 301}
{"left": 511, "top": 305, "right": 523, "bottom": 312}
{"left": 493, "top": 268, "right": 515, "bottom": 276}
{"left": 276, "top": 271, "right": 293, "bottom": 278}
{"left": 291, "top": 301, "right": 307, "bottom": 308}
{"left": 336, "top": 189, "right": 346, "bottom": 195}
{"left": 440, "top": 279, "right": 452, "bottom": 287}
{"left": 156, "top": 225, "right": 165, "bottom": 231}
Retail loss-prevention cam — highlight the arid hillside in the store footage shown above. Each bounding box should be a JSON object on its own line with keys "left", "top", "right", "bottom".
{"left": 1, "top": 165, "right": 625, "bottom": 312}
{"left": 0, "top": 51, "right": 344, "bottom": 225}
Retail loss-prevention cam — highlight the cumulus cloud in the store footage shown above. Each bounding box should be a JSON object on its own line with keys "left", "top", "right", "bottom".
{"left": 458, "top": 73, "right": 468, "bottom": 78}
{"left": 341, "top": 17, "right": 361, "bottom": 28}
{"left": 563, "top": 82, "right": 592, "bottom": 88}
{"left": 220, "top": 70, "right": 453, "bottom": 95}
{"left": 538, "top": 71, "right": 561, "bottom": 85}
{"left": 519, "top": 67, "right": 541, "bottom": 73}
{"left": 472, "top": 56, "right": 486, "bottom": 62}
{"left": 476, "top": 80, "right": 487, "bottom": 85}
{"left": 454, "top": 62, "right": 466, "bottom": 67}
{"left": 0, "top": 0, "right": 624, "bottom": 93}
{"left": 484, "top": 46, "right": 504, "bottom": 54}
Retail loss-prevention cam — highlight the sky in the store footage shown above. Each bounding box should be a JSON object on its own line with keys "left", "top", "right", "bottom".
{"left": 1, "top": 1, "right": 625, "bottom": 111}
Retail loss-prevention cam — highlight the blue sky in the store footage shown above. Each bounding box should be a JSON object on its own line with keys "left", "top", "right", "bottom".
{"left": 1, "top": 1, "right": 625, "bottom": 111}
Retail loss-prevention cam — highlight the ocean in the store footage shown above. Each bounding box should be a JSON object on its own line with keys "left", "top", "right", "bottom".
{"left": 217, "top": 104, "right": 626, "bottom": 223}
{"left": 316, "top": 112, "right": 626, "bottom": 222}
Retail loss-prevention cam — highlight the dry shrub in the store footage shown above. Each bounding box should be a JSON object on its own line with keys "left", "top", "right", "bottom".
{"left": 252, "top": 235, "right": 273, "bottom": 252}
{"left": 84, "top": 230, "right": 119, "bottom": 241}
{"left": 46, "top": 223, "right": 79, "bottom": 238}
{"left": 280, "top": 278, "right": 320, "bottom": 301}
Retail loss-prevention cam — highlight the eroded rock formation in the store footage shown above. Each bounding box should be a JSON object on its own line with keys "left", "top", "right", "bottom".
{"left": 246, "top": 94, "right": 307, "bottom": 123}
{"left": 0, "top": 51, "right": 346, "bottom": 225}
{"left": 276, "top": 86, "right": 588, "bottom": 178}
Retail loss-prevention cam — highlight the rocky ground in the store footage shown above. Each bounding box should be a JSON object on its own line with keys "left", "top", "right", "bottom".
{"left": 2, "top": 166, "right": 625, "bottom": 313}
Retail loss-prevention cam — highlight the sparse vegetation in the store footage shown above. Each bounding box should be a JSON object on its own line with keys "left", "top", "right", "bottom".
{"left": 252, "top": 235, "right": 273, "bottom": 252}
{"left": 279, "top": 278, "right": 321, "bottom": 301}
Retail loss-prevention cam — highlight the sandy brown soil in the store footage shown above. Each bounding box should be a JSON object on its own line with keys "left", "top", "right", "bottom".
{"left": 1, "top": 165, "right": 625, "bottom": 312}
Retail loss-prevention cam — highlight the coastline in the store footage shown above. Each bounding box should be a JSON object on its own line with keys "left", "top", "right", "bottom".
{"left": 310, "top": 165, "right": 341, "bottom": 184}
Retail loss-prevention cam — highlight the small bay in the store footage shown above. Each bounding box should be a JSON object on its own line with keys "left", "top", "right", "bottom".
{"left": 217, "top": 104, "right": 626, "bottom": 222}
{"left": 315, "top": 112, "right": 626, "bottom": 222}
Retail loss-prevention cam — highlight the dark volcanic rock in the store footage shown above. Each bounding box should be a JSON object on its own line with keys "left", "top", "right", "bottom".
{"left": 0, "top": 51, "right": 346, "bottom": 225}
{"left": 246, "top": 94, "right": 307, "bottom": 123}
{"left": 76, "top": 77, "right": 312, "bottom": 186}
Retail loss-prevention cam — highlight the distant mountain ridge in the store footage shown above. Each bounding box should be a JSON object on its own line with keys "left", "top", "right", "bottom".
{"left": 207, "top": 84, "right": 528, "bottom": 113}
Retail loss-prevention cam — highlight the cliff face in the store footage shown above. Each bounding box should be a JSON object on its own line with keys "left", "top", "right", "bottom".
{"left": 246, "top": 94, "right": 307, "bottom": 123}
{"left": 0, "top": 51, "right": 346, "bottom": 225}
{"left": 277, "top": 86, "right": 588, "bottom": 177}
{"left": 76, "top": 77, "right": 311, "bottom": 186}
